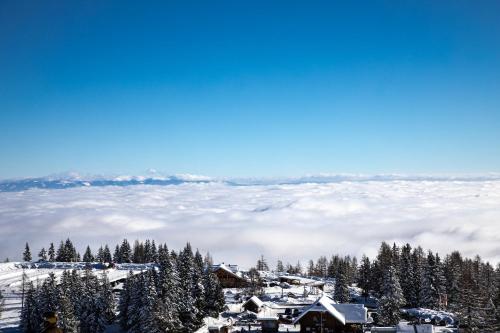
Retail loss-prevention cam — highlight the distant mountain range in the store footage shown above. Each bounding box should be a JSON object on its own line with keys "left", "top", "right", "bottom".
{"left": 1, "top": 172, "right": 500, "bottom": 192}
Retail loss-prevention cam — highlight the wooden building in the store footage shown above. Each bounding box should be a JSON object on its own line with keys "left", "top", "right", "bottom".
{"left": 257, "top": 316, "right": 279, "bottom": 333}
{"left": 293, "top": 295, "right": 367, "bottom": 333}
{"left": 242, "top": 295, "right": 264, "bottom": 313}
{"left": 212, "top": 263, "right": 247, "bottom": 288}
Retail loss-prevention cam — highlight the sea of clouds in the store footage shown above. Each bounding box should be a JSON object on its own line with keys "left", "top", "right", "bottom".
{"left": 1, "top": 179, "right": 500, "bottom": 267}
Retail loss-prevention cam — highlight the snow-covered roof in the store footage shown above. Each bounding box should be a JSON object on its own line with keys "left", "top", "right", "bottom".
{"left": 212, "top": 263, "right": 244, "bottom": 279}
{"left": 332, "top": 303, "right": 367, "bottom": 323}
{"left": 279, "top": 274, "right": 325, "bottom": 286}
{"left": 293, "top": 295, "right": 368, "bottom": 325}
{"left": 243, "top": 295, "right": 264, "bottom": 308}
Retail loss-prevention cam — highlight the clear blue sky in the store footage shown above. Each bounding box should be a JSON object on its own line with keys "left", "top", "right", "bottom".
{"left": 1, "top": 1, "right": 499, "bottom": 178}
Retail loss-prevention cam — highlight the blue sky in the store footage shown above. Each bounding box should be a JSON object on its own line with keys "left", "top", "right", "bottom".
{"left": 1, "top": 1, "right": 499, "bottom": 178}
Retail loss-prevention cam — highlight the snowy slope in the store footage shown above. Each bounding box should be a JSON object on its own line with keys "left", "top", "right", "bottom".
{"left": 0, "top": 262, "right": 143, "bottom": 331}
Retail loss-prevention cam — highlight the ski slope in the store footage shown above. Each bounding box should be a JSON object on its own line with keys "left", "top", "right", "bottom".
{"left": 0, "top": 262, "right": 144, "bottom": 331}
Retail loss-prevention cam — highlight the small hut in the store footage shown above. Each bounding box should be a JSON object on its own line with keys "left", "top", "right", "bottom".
{"left": 242, "top": 295, "right": 264, "bottom": 313}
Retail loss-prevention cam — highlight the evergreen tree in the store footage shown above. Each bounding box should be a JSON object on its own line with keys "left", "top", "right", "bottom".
{"left": 399, "top": 244, "right": 413, "bottom": 307}
{"left": 48, "top": 242, "right": 55, "bottom": 261}
{"left": 334, "top": 262, "right": 350, "bottom": 303}
{"left": 276, "top": 260, "right": 284, "bottom": 273}
{"left": 113, "top": 245, "right": 121, "bottom": 263}
{"left": 83, "top": 245, "right": 94, "bottom": 263}
{"left": 38, "top": 247, "right": 48, "bottom": 261}
{"left": 444, "top": 251, "right": 462, "bottom": 309}
{"left": 118, "top": 271, "right": 134, "bottom": 331}
{"left": 193, "top": 250, "right": 206, "bottom": 325}
{"left": 409, "top": 247, "right": 424, "bottom": 307}
{"left": 308, "top": 260, "right": 315, "bottom": 277}
{"left": 379, "top": 265, "right": 405, "bottom": 326}
{"left": 157, "top": 246, "right": 181, "bottom": 332}
{"left": 96, "top": 272, "right": 116, "bottom": 331}
{"left": 421, "top": 251, "right": 443, "bottom": 309}
{"left": 203, "top": 270, "right": 225, "bottom": 317}
{"left": 38, "top": 272, "right": 59, "bottom": 315}
{"left": 56, "top": 240, "right": 66, "bottom": 261}
{"left": 58, "top": 289, "right": 79, "bottom": 333}
{"left": 0, "top": 289, "right": 3, "bottom": 320}
{"left": 256, "top": 254, "right": 269, "bottom": 271}
{"left": 177, "top": 243, "right": 199, "bottom": 332}
{"left": 358, "top": 255, "right": 371, "bottom": 301}
{"left": 120, "top": 239, "right": 132, "bottom": 263}
{"left": 102, "top": 244, "right": 112, "bottom": 263}
{"left": 23, "top": 242, "right": 32, "bottom": 262}
{"left": 96, "top": 246, "right": 104, "bottom": 263}
{"left": 20, "top": 281, "right": 40, "bottom": 333}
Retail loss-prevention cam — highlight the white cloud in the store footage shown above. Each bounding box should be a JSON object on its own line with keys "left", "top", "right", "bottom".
{"left": 1, "top": 180, "right": 500, "bottom": 267}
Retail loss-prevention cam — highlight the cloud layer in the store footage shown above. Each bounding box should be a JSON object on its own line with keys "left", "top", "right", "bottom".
{"left": 1, "top": 180, "right": 500, "bottom": 267}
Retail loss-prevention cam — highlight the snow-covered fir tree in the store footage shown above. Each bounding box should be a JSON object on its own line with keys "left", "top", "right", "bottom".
{"left": 379, "top": 265, "right": 405, "bottom": 326}
{"left": 48, "top": 242, "right": 55, "bottom": 261}
{"left": 23, "top": 242, "right": 32, "bottom": 262}
{"left": 20, "top": 281, "right": 40, "bottom": 333}
{"left": 334, "top": 262, "right": 350, "bottom": 303}
{"left": 38, "top": 247, "right": 47, "bottom": 261}
{"left": 177, "top": 243, "right": 199, "bottom": 332}
{"left": 83, "top": 245, "right": 94, "bottom": 263}
{"left": 420, "top": 251, "right": 444, "bottom": 309}
{"left": 358, "top": 255, "right": 371, "bottom": 301}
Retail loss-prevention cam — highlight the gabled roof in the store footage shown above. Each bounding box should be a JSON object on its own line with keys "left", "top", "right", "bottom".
{"left": 293, "top": 295, "right": 346, "bottom": 325}
{"left": 243, "top": 295, "right": 264, "bottom": 308}
{"left": 212, "top": 263, "right": 244, "bottom": 279}
{"left": 332, "top": 303, "right": 367, "bottom": 323}
{"left": 293, "top": 295, "right": 368, "bottom": 325}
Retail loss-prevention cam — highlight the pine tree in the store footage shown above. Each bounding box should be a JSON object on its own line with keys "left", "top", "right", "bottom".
{"left": 95, "top": 272, "right": 116, "bottom": 331}
{"left": 102, "top": 244, "right": 112, "bottom": 263}
{"left": 399, "top": 244, "right": 413, "bottom": 307}
{"left": 120, "top": 239, "right": 132, "bottom": 263}
{"left": 126, "top": 272, "right": 164, "bottom": 333}
{"left": 56, "top": 240, "right": 66, "bottom": 261}
{"left": 58, "top": 289, "right": 79, "bottom": 333}
{"left": 276, "top": 260, "right": 284, "bottom": 273}
{"left": 38, "top": 247, "right": 48, "bottom": 261}
{"left": 379, "top": 265, "right": 405, "bottom": 326}
{"left": 0, "top": 289, "right": 4, "bottom": 321}
{"left": 38, "top": 272, "right": 59, "bottom": 313}
{"left": 23, "top": 242, "right": 32, "bottom": 262}
{"left": 421, "top": 251, "right": 443, "bottom": 309}
{"left": 20, "top": 281, "right": 40, "bottom": 333}
{"left": 409, "top": 247, "right": 424, "bottom": 307}
{"left": 96, "top": 246, "right": 104, "bottom": 263}
{"left": 48, "top": 242, "right": 56, "bottom": 261}
{"left": 177, "top": 243, "right": 199, "bottom": 332}
{"left": 334, "top": 262, "right": 350, "bottom": 303}
{"left": 193, "top": 249, "right": 206, "bottom": 325}
{"left": 256, "top": 254, "right": 269, "bottom": 271}
{"left": 83, "top": 245, "right": 94, "bottom": 263}
{"left": 157, "top": 246, "right": 181, "bottom": 332}
{"left": 308, "top": 260, "right": 315, "bottom": 277}
{"left": 118, "top": 271, "right": 134, "bottom": 331}
{"left": 358, "top": 255, "right": 371, "bottom": 301}
{"left": 113, "top": 245, "right": 121, "bottom": 263}
{"left": 203, "top": 269, "right": 225, "bottom": 317}
{"left": 444, "top": 251, "right": 462, "bottom": 310}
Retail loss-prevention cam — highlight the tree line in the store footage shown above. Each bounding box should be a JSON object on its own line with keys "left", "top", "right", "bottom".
{"left": 18, "top": 241, "right": 225, "bottom": 333}
{"left": 22, "top": 238, "right": 166, "bottom": 264}
{"left": 260, "top": 241, "right": 500, "bottom": 331}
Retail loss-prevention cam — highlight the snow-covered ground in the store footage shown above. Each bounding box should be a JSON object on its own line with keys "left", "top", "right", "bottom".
{"left": 0, "top": 262, "right": 143, "bottom": 331}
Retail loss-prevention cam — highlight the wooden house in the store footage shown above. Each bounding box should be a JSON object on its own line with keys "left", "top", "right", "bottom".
{"left": 212, "top": 263, "right": 247, "bottom": 288}
{"left": 293, "top": 295, "right": 367, "bottom": 333}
